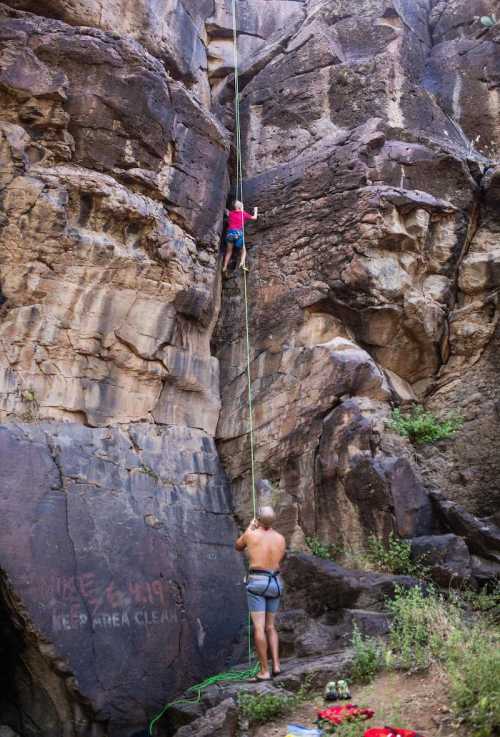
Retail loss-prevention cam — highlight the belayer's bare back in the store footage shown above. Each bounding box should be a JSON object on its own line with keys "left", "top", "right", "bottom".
{"left": 245, "top": 527, "right": 286, "bottom": 570}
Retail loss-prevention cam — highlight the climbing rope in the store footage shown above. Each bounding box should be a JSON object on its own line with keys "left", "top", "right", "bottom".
{"left": 148, "top": 4, "right": 260, "bottom": 734}
{"left": 231, "top": 0, "right": 258, "bottom": 519}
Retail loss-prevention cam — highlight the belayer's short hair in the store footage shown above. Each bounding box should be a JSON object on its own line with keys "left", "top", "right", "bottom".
{"left": 257, "top": 505, "right": 275, "bottom": 529}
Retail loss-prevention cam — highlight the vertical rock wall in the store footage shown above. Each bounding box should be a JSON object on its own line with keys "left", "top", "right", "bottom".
{"left": 0, "top": 2, "right": 244, "bottom": 735}
{"left": 215, "top": 0, "right": 500, "bottom": 539}
{"left": 0, "top": 0, "right": 499, "bottom": 734}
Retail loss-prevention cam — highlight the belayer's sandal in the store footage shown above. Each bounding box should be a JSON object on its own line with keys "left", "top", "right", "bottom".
{"left": 248, "top": 675, "right": 272, "bottom": 683}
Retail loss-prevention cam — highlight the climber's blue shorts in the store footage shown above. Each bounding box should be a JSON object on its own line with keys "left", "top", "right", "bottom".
{"left": 226, "top": 229, "right": 244, "bottom": 249}
{"left": 246, "top": 570, "right": 283, "bottom": 614}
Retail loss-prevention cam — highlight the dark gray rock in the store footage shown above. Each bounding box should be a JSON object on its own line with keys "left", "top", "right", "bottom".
{"left": 174, "top": 698, "right": 239, "bottom": 737}
{"left": 343, "top": 609, "right": 391, "bottom": 639}
{"left": 272, "top": 651, "right": 355, "bottom": 693}
{"left": 281, "top": 612, "right": 341, "bottom": 659}
{"left": 276, "top": 606, "right": 391, "bottom": 659}
{"left": 471, "top": 555, "right": 500, "bottom": 584}
{"left": 429, "top": 492, "right": 500, "bottom": 563}
{"left": 282, "top": 553, "right": 419, "bottom": 620}
{"left": 0, "top": 422, "right": 246, "bottom": 737}
{"left": 316, "top": 399, "right": 433, "bottom": 549}
{"left": 410, "top": 534, "right": 472, "bottom": 586}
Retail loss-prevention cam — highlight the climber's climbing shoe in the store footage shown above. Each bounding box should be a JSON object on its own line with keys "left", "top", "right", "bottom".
{"left": 324, "top": 680, "right": 338, "bottom": 701}
{"left": 336, "top": 680, "right": 351, "bottom": 699}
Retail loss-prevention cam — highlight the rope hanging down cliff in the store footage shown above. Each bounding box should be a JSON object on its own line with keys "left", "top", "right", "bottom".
{"left": 231, "top": 0, "right": 258, "bottom": 520}
{"left": 148, "top": 4, "right": 259, "bottom": 734}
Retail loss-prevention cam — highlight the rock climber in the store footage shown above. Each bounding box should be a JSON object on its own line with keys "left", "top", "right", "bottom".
{"left": 235, "top": 504, "right": 286, "bottom": 682}
{"left": 222, "top": 200, "right": 258, "bottom": 273}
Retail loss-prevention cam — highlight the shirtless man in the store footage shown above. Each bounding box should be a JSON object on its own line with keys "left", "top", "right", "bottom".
{"left": 235, "top": 505, "right": 286, "bottom": 681}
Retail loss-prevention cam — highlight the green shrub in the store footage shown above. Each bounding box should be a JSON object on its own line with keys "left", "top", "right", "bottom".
{"left": 386, "top": 585, "right": 457, "bottom": 670}
{"left": 462, "top": 584, "right": 500, "bottom": 622}
{"left": 447, "top": 623, "right": 500, "bottom": 737}
{"left": 388, "top": 406, "right": 463, "bottom": 444}
{"left": 306, "top": 536, "right": 339, "bottom": 560}
{"left": 238, "top": 690, "right": 296, "bottom": 724}
{"left": 350, "top": 624, "right": 384, "bottom": 684}
{"left": 320, "top": 718, "right": 367, "bottom": 736}
{"left": 367, "top": 533, "right": 427, "bottom": 577}
{"left": 385, "top": 586, "right": 500, "bottom": 735}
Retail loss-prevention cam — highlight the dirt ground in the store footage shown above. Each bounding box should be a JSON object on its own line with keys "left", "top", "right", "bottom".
{"left": 253, "top": 668, "right": 462, "bottom": 737}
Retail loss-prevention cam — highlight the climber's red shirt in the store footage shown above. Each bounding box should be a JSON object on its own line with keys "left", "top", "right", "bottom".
{"left": 227, "top": 210, "right": 253, "bottom": 230}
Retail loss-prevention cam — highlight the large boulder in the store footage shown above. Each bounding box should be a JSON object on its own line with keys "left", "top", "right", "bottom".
{"left": 410, "top": 534, "right": 473, "bottom": 587}
{"left": 471, "top": 556, "right": 500, "bottom": 585}
{"left": 282, "top": 553, "right": 419, "bottom": 620}
{"left": 174, "top": 698, "right": 239, "bottom": 737}
{"left": 429, "top": 492, "right": 500, "bottom": 563}
{"left": 0, "top": 422, "right": 246, "bottom": 736}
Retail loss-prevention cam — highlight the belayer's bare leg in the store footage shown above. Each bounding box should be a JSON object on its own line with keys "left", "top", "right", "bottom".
{"left": 265, "top": 612, "right": 280, "bottom": 674}
{"left": 223, "top": 243, "right": 233, "bottom": 272}
{"left": 251, "top": 611, "right": 270, "bottom": 678}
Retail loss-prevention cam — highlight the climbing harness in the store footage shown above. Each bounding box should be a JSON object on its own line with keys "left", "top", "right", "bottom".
{"left": 246, "top": 568, "right": 282, "bottom": 598}
{"left": 148, "top": 3, "right": 259, "bottom": 733}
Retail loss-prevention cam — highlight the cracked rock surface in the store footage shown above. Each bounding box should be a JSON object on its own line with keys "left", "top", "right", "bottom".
{"left": 215, "top": 0, "right": 500, "bottom": 531}
{"left": 0, "top": 0, "right": 499, "bottom": 735}
{"left": 0, "top": 421, "right": 246, "bottom": 735}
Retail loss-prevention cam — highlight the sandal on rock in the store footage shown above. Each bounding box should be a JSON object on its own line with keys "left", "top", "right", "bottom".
{"left": 248, "top": 674, "right": 272, "bottom": 683}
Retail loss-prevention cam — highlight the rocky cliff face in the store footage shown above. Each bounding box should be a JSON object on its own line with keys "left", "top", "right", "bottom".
{"left": 215, "top": 0, "right": 500, "bottom": 531}
{"left": 0, "top": 0, "right": 499, "bottom": 736}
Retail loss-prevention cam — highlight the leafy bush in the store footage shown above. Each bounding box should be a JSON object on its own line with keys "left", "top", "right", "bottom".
{"left": 306, "top": 536, "right": 339, "bottom": 560}
{"left": 238, "top": 679, "right": 313, "bottom": 726}
{"left": 350, "top": 624, "right": 384, "bottom": 684}
{"left": 385, "top": 585, "right": 500, "bottom": 736}
{"left": 320, "top": 717, "right": 367, "bottom": 736}
{"left": 238, "top": 690, "right": 296, "bottom": 724}
{"left": 447, "top": 624, "right": 500, "bottom": 737}
{"left": 386, "top": 585, "right": 457, "bottom": 670}
{"left": 335, "top": 722, "right": 367, "bottom": 737}
{"left": 388, "top": 406, "right": 463, "bottom": 444}
{"left": 367, "top": 533, "right": 427, "bottom": 577}
{"left": 462, "top": 583, "right": 500, "bottom": 621}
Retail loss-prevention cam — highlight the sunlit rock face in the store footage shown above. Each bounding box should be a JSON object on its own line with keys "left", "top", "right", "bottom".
{"left": 0, "top": 0, "right": 499, "bottom": 735}
{"left": 215, "top": 0, "right": 500, "bottom": 538}
{"left": 0, "top": 3, "right": 242, "bottom": 735}
{"left": 0, "top": 4, "right": 228, "bottom": 429}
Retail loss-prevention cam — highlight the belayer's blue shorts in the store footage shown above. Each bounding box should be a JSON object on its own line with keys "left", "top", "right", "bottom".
{"left": 226, "top": 229, "right": 244, "bottom": 249}
{"left": 246, "top": 569, "right": 283, "bottom": 614}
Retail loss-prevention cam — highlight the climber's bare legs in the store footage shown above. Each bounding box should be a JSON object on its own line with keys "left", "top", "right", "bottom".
{"left": 239, "top": 246, "right": 248, "bottom": 271}
{"left": 265, "top": 612, "right": 280, "bottom": 674}
{"left": 222, "top": 243, "right": 233, "bottom": 272}
{"left": 250, "top": 611, "right": 271, "bottom": 678}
